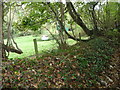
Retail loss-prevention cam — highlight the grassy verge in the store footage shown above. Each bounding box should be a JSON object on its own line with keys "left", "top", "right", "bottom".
{"left": 4, "top": 35, "right": 76, "bottom": 58}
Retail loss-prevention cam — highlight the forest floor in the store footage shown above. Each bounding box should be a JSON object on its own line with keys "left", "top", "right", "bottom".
{"left": 2, "top": 37, "right": 120, "bottom": 89}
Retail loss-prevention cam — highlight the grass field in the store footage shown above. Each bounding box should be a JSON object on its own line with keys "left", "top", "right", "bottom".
{"left": 4, "top": 35, "right": 76, "bottom": 58}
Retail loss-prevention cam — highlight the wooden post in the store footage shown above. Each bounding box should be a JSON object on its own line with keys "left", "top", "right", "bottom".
{"left": 33, "top": 39, "right": 38, "bottom": 58}
{"left": 79, "top": 33, "right": 81, "bottom": 42}
{"left": 79, "top": 33, "right": 81, "bottom": 39}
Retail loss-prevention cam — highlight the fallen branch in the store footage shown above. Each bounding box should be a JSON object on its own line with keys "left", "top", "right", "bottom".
{"left": 2, "top": 44, "right": 23, "bottom": 54}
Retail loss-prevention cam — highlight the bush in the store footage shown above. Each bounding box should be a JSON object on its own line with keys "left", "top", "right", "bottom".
{"left": 16, "top": 31, "right": 32, "bottom": 37}
{"left": 105, "top": 30, "right": 120, "bottom": 39}
{"left": 89, "top": 38, "right": 114, "bottom": 55}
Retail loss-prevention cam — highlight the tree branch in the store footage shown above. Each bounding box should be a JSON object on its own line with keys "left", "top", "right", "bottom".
{"left": 46, "top": 2, "right": 92, "bottom": 41}
{"left": 66, "top": 2, "right": 93, "bottom": 36}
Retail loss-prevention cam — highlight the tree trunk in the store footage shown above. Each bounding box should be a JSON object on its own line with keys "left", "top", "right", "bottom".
{"left": 66, "top": 2, "right": 93, "bottom": 36}
{"left": 46, "top": 2, "right": 92, "bottom": 42}
{"left": 91, "top": 11, "right": 99, "bottom": 35}
{"left": 59, "top": 2, "right": 67, "bottom": 49}
{"left": 0, "top": 1, "right": 2, "bottom": 60}
{"left": 89, "top": 2, "right": 100, "bottom": 36}
{"left": 0, "top": 2, "right": 6, "bottom": 60}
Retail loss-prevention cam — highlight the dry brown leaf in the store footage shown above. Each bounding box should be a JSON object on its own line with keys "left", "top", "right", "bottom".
{"left": 18, "top": 77, "right": 20, "bottom": 80}
{"left": 57, "top": 74, "right": 61, "bottom": 78}
{"left": 72, "top": 65, "right": 76, "bottom": 68}
{"left": 32, "top": 84, "right": 38, "bottom": 88}
{"left": 76, "top": 71, "right": 80, "bottom": 76}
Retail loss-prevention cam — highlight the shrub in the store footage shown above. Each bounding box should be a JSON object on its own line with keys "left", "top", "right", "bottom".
{"left": 105, "top": 30, "right": 120, "bottom": 39}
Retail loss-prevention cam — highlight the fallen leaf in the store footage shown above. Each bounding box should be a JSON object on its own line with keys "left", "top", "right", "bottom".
{"left": 57, "top": 74, "right": 61, "bottom": 78}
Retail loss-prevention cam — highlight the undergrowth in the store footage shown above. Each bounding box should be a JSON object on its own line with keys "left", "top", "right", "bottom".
{"left": 2, "top": 37, "right": 118, "bottom": 88}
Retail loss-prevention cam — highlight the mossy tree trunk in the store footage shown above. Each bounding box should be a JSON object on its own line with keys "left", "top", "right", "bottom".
{"left": 0, "top": 2, "right": 6, "bottom": 60}
{"left": 0, "top": 1, "right": 2, "bottom": 60}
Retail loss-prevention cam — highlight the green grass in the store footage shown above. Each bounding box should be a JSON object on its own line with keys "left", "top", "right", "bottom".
{"left": 4, "top": 35, "right": 76, "bottom": 59}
